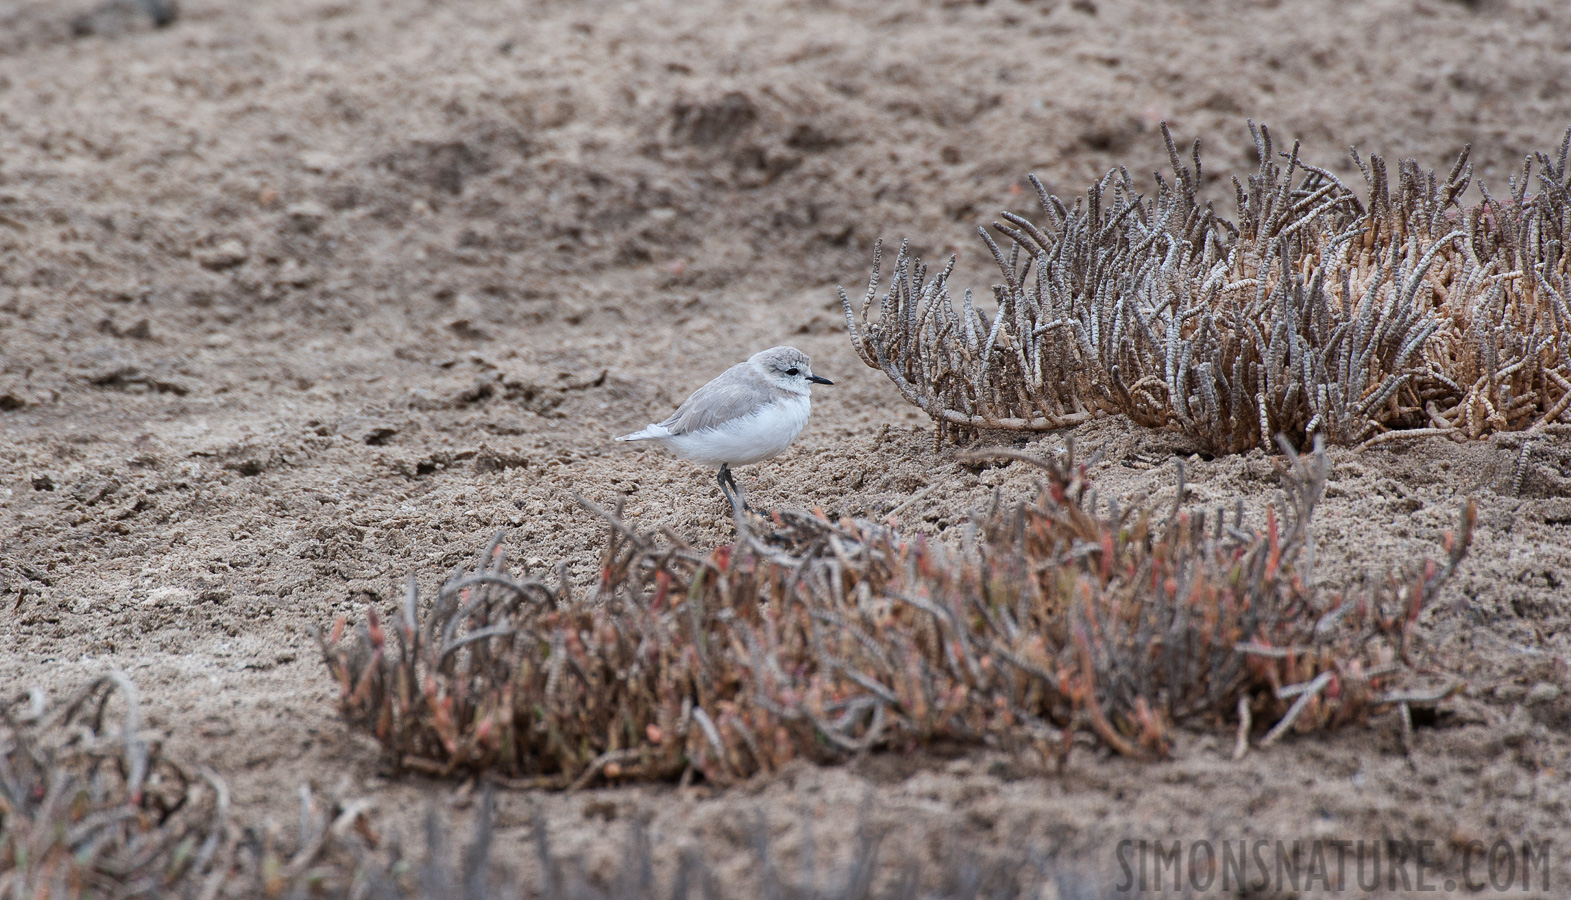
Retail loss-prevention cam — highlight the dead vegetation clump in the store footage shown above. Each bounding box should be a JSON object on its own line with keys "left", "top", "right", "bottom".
{"left": 0, "top": 674, "right": 230, "bottom": 899}
{"left": 842, "top": 125, "right": 1571, "bottom": 453}
{"left": 0, "top": 675, "right": 370, "bottom": 899}
{"left": 319, "top": 443, "right": 1473, "bottom": 785}
{"left": 4, "top": 680, "right": 1074, "bottom": 899}
{"left": 0, "top": 675, "right": 444, "bottom": 898}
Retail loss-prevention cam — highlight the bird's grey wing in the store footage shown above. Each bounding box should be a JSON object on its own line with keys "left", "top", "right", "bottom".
{"left": 657, "top": 363, "right": 773, "bottom": 435}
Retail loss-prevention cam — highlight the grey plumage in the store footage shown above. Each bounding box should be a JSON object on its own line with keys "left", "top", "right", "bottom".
{"left": 656, "top": 360, "right": 794, "bottom": 436}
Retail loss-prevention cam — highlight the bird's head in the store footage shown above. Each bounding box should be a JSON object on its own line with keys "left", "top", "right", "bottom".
{"left": 752, "top": 346, "right": 833, "bottom": 394}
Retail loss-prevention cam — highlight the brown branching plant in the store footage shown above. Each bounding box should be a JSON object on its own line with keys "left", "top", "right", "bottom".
{"left": 411, "top": 791, "right": 1072, "bottom": 900}
{"left": 0, "top": 674, "right": 229, "bottom": 899}
{"left": 320, "top": 443, "right": 1475, "bottom": 785}
{"left": 4, "top": 676, "right": 1069, "bottom": 898}
{"left": 842, "top": 124, "right": 1571, "bottom": 452}
{"left": 0, "top": 725, "right": 1068, "bottom": 898}
{"left": 0, "top": 676, "right": 427, "bottom": 898}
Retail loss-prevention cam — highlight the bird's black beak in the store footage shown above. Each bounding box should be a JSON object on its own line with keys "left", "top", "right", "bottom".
{"left": 808, "top": 374, "right": 834, "bottom": 385}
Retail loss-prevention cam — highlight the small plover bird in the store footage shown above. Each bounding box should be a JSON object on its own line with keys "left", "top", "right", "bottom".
{"left": 617, "top": 346, "right": 833, "bottom": 510}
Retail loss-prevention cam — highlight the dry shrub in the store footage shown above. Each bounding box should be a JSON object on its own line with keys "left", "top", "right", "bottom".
{"left": 10, "top": 667, "right": 1062, "bottom": 898}
{"left": 319, "top": 443, "right": 1473, "bottom": 785}
{"left": 0, "top": 676, "right": 434, "bottom": 898}
{"left": 841, "top": 124, "right": 1571, "bottom": 452}
{"left": 0, "top": 675, "right": 346, "bottom": 899}
{"left": 0, "top": 678, "right": 1069, "bottom": 898}
{"left": 379, "top": 790, "right": 1076, "bottom": 900}
{"left": 0, "top": 674, "right": 228, "bottom": 899}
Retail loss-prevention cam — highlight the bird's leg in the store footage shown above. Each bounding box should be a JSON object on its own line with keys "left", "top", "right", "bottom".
{"left": 731, "top": 471, "right": 750, "bottom": 512}
{"left": 717, "top": 464, "right": 750, "bottom": 514}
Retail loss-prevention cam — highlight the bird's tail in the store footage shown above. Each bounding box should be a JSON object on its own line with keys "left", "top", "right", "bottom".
{"left": 616, "top": 424, "right": 670, "bottom": 442}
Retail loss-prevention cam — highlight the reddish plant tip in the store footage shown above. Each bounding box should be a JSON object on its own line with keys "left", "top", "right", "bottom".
{"left": 367, "top": 609, "right": 385, "bottom": 649}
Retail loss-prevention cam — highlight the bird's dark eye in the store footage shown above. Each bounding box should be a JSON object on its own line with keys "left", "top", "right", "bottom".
{"left": 785, "top": 367, "right": 800, "bottom": 376}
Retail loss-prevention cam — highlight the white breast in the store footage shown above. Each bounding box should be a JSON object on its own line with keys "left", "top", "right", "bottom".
{"left": 661, "top": 394, "right": 810, "bottom": 467}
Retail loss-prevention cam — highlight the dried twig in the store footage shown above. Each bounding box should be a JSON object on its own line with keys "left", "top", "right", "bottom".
{"left": 1233, "top": 695, "right": 1252, "bottom": 760}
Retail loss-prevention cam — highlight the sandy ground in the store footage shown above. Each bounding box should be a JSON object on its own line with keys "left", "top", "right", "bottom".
{"left": 4, "top": 0, "right": 1571, "bottom": 894}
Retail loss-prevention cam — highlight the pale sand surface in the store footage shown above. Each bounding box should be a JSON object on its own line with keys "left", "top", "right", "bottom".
{"left": 3, "top": 0, "right": 1571, "bottom": 893}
